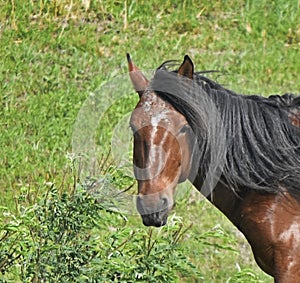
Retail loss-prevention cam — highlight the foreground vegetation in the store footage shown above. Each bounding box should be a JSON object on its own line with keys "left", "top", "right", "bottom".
{"left": 1, "top": 0, "right": 299, "bottom": 281}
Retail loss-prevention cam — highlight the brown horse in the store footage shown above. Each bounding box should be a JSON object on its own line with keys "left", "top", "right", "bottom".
{"left": 127, "top": 54, "right": 300, "bottom": 282}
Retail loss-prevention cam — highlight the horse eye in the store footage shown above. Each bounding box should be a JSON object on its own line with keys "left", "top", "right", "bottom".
{"left": 131, "top": 126, "right": 141, "bottom": 138}
{"left": 179, "top": 124, "right": 190, "bottom": 134}
{"left": 130, "top": 124, "right": 137, "bottom": 133}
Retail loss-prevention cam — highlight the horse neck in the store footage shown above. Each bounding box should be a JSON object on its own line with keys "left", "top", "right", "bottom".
{"left": 192, "top": 175, "right": 245, "bottom": 228}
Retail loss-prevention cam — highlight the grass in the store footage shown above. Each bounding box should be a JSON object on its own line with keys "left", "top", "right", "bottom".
{"left": 0, "top": 0, "right": 299, "bottom": 281}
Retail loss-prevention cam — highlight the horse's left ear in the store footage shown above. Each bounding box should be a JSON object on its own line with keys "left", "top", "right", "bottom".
{"left": 178, "top": 55, "right": 194, "bottom": 80}
{"left": 127, "top": 53, "right": 149, "bottom": 97}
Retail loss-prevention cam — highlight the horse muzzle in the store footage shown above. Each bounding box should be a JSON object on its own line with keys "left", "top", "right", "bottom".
{"left": 141, "top": 212, "right": 168, "bottom": 227}
{"left": 136, "top": 194, "right": 172, "bottom": 227}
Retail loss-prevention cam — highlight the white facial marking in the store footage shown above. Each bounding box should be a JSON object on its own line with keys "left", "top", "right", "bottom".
{"left": 148, "top": 112, "right": 169, "bottom": 174}
{"left": 143, "top": 100, "right": 152, "bottom": 112}
{"left": 150, "top": 112, "right": 168, "bottom": 127}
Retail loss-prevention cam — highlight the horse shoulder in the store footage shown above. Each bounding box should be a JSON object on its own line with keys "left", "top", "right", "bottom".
{"left": 238, "top": 191, "right": 300, "bottom": 279}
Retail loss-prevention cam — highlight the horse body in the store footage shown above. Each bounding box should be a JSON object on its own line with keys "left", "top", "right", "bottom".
{"left": 239, "top": 191, "right": 300, "bottom": 282}
{"left": 202, "top": 179, "right": 300, "bottom": 282}
{"left": 127, "top": 54, "right": 300, "bottom": 282}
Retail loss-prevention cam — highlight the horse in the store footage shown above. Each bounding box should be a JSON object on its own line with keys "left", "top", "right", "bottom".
{"left": 127, "top": 53, "right": 300, "bottom": 282}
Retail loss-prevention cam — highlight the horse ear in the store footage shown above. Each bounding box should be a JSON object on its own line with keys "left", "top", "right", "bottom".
{"left": 178, "top": 55, "right": 194, "bottom": 80}
{"left": 127, "top": 53, "right": 149, "bottom": 97}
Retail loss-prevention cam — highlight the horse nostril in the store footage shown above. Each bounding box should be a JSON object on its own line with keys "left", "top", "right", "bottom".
{"left": 161, "top": 197, "right": 168, "bottom": 209}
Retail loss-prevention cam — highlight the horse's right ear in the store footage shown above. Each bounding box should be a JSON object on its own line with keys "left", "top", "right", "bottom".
{"left": 178, "top": 55, "right": 194, "bottom": 80}
{"left": 127, "top": 53, "right": 149, "bottom": 97}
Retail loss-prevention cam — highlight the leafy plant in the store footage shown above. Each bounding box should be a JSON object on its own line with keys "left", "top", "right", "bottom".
{"left": 0, "top": 169, "right": 200, "bottom": 282}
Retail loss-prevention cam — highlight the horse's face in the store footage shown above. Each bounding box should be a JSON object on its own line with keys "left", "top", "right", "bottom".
{"left": 128, "top": 54, "right": 194, "bottom": 227}
{"left": 130, "top": 92, "right": 193, "bottom": 226}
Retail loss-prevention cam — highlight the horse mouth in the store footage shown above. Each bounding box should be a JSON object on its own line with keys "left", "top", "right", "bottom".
{"left": 141, "top": 211, "right": 169, "bottom": 227}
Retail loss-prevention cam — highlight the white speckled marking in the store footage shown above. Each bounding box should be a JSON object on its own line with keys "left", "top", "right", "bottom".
{"left": 279, "top": 221, "right": 300, "bottom": 242}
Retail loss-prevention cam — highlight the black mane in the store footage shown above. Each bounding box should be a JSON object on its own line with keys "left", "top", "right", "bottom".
{"left": 150, "top": 62, "right": 300, "bottom": 198}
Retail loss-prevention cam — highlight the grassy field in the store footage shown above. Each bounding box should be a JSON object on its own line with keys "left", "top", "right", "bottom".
{"left": 0, "top": 0, "right": 299, "bottom": 282}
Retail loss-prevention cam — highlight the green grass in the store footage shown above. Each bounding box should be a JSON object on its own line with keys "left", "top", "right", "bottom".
{"left": 1, "top": 0, "right": 299, "bottom": 281}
